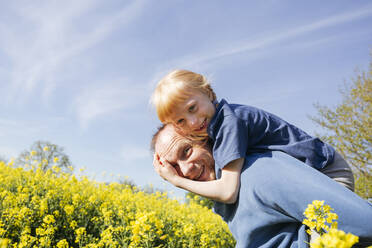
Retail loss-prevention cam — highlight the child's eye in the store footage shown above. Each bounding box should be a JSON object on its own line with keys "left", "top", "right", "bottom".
{"left": 188, "top": 104, "right": 196, "bottom": 113}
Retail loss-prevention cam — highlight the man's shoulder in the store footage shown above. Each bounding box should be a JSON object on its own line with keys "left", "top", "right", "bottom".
{"left": 240, "top": 152, "right": 299, "bottom": 195}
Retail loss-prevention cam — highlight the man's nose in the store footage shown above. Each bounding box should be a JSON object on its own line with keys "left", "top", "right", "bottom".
{"left": 179, "top": 161, "right": 196, "bottom": 179}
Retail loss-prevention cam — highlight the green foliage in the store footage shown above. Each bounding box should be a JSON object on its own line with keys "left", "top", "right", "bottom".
{"left": 118, "top": 177, "right": 137, "bottom": 189}
{"left": 118, "top": 178, "right": 165, "bottom": 196}
{"left": 311, "top": 59, "right": 372, "bottom": 200}
{"left": 16, "top": 140, "right": 73, "bottom": 172}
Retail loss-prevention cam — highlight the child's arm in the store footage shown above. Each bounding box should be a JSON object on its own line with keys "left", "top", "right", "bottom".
{"left": 153, "top": 155, "right": 244, "bottom": 204}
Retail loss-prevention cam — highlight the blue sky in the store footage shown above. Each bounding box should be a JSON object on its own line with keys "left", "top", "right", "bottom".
{"left": 0, "top": 1, "right": 371, "bottom": 198}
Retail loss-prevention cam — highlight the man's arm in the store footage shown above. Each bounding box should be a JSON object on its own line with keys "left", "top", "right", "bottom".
{"left": 154, "top": 156, "right": 244, "bottom": 204}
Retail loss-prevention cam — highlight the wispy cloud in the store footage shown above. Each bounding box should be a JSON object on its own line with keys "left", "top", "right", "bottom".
{"left": 0, "top": 146, "right": 18, "bottom": 158}
{"left": 0, "top": 118, "right": 46, "bottom": 157}
{"left": 120, "top": 145, "right": 151, "bottom": 164}
{"left": 0, "top": 0, "right": 146, "bottom": 104}
{"left": 0, "top": 118, "right": 43, "bottom": 138}
{"left": 159, "top": 5, "right": 372, "bottom": 69}
{"left": 74, "top": 79, "right": 148, "bottom": 129}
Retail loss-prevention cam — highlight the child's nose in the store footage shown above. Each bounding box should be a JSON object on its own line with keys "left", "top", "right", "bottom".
{"left": 188, "top": 116, "right": 199, "bottom": 129}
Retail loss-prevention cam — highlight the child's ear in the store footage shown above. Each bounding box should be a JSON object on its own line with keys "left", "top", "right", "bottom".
{"left": 205, "top": 90, "right": 214, "bottom": 101}
{"left": 203, "top": 86, "right": 215, "bottom": 101}
{"left": 208, "top": 92, "right": 214, "bottom": 101}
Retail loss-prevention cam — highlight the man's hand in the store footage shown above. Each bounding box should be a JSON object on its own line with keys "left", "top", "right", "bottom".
{"left": 153, "top": 153, "right": 179, "bottom": 185}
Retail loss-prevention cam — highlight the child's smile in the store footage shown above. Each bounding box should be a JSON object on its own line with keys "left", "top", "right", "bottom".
{"left": 195, "top": 118, "right": 207, "bottom": 132}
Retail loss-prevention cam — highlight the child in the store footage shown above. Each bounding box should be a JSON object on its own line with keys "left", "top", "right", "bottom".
{"left": 151, "top": 69, "right": 354, "bottom": 203}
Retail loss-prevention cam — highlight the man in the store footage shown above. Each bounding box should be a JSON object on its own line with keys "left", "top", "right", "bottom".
{"left": 151, "top": 124, "right": 372, "bottom": 248}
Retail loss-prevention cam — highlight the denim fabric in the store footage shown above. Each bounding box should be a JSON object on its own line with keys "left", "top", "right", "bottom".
{"left": 214, "top": 151, "right": 372, "bottom": 248}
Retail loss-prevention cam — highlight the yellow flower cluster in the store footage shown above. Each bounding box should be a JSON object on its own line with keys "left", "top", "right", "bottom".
{"left": 303, "top": 200, "right": 338, "bottom": 235}
{"left": 0, "top": 161, "right": 235, "bottom": 247}
{"left": 303, "top": 200, "right": 360, "bottom": 248}
{"left": 310, "top": 229, "right": 359, "bottom": 248}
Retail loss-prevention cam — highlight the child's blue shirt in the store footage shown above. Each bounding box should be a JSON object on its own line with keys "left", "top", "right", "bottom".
{"left": 207, "top": 98, "right": 335, "bottom": 176}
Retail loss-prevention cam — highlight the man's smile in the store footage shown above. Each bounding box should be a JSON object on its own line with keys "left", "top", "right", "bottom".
{"left": 194, "top": 165, "right": 205, "bottom": 181}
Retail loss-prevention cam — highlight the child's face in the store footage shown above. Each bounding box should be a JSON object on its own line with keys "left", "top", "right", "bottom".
{"left": 169, "top": 89, "right": 216, "bottom": 136}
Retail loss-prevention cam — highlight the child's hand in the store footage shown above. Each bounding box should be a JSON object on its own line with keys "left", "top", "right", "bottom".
{"left": 153, "top": 153, "right": 179, "bottom": 184}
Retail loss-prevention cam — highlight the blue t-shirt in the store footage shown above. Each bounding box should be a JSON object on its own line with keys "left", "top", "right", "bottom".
{"left": 207, "top": 99, "right": 335, "bottom": 175}
{"left": 213, "top": 151, "right": 372, "bottom": 248}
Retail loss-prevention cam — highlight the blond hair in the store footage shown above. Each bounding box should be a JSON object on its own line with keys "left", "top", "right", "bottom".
{"left": 151, "top": 69, "right": 216, "bottom": 123}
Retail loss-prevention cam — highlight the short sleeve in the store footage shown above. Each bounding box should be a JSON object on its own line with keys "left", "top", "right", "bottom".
{"left": 212, "top": 114, "right": 248, "bottom": 171}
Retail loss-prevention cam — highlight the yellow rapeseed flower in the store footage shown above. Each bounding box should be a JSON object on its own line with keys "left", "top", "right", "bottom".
{"left": 75, "top": 227, "right": 86, "bottom": 243}
{"left": 303, "top": 200, "right": 338, "bottom": 235}
{"left": 7, "top": 158, "right": 15, "bottom": 167}
{"left": 52, "top": 165, "right": 61, "bottom": 173}
{"left": 64, "top": 205, "right": 74, "bottom": 215}
{"left": 56, "top": 239, "right": 69, "bottom": 248}
{"left": 0, "top": 161, "right": 235, "bottom": 247}
{"left": 310, "top": 228, "right": 359, "bottom": 248}
{"left": 304, "top": 201, "right": 359, "bottom": 248}
{"left": 43, "top": 215, "right": 55, "bottom": 224}
{"left": 69, "top": 220, "right": 78, "bottom": 229}
{"left": 0, "top": 238, "right": 11, "bottom": 248}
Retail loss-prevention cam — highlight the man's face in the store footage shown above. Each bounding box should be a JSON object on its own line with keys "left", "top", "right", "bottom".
{"left": 155, "top": 125, "right": 216, "bottom": 181}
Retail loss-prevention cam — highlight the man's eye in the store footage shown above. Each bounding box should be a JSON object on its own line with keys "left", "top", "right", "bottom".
{"left": 184, "top": 146, "right": 192, "bottom": 156}
{"left": 177, "top": 119, "right": 185, "bottom": 126}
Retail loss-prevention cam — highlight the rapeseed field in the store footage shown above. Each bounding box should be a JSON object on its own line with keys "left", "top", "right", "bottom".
{"left": 0, "top": 161, "right": 235, "bottom": 248}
